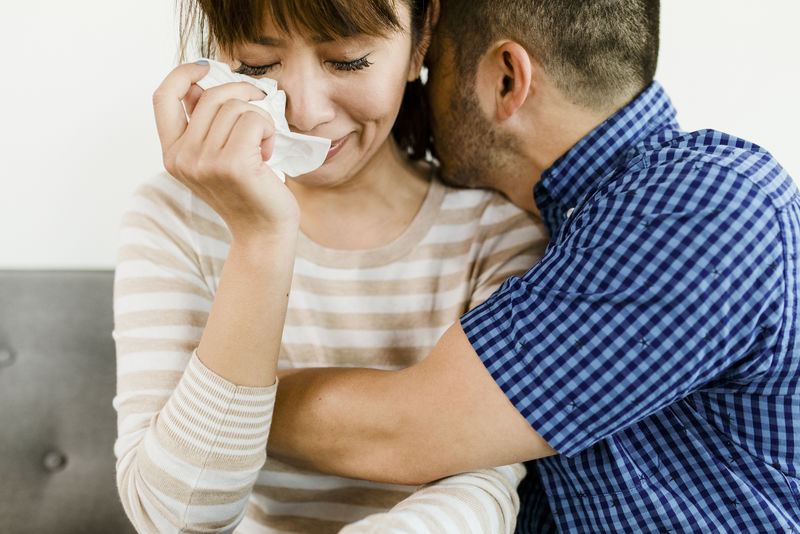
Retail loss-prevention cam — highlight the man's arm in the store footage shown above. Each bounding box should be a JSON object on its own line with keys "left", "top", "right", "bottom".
{"left": 268, "top": 322, "right": 556, "bottom": 486}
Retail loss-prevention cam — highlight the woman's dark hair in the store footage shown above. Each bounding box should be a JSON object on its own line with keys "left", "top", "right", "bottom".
{"left": 179, "top": 0, "right": 432, "bottom": 161}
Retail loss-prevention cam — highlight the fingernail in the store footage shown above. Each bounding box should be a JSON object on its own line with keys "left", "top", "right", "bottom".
{"left": 194, "top": 59, "right": 209, "bottom": 65}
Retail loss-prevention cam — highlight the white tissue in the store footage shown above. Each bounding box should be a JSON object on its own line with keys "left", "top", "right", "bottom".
{"left": 194, "top": 59, "right": 331, "bottom": 182}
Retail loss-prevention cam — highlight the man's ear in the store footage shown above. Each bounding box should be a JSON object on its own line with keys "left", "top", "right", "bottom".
{"left": 480, "top": 41, "right": 532, "bottom": 121}
{"left": 407, "top": 0, "right": 439, "bottom": 81}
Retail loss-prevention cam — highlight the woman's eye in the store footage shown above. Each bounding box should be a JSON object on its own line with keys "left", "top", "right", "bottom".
{"left": 234, "top": 62, "right": 279, "bottom": 76}
{"left": 328, "top": 56, "right": 372, "bottom": 72}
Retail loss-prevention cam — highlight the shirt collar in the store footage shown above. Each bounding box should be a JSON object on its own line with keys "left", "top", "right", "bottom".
{"left": 534, "top": 81, "right": 679, "bottom": 237}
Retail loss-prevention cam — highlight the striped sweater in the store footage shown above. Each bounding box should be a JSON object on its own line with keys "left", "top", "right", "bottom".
{"left": 113, "top": 172, "right": 548, "bottom": 533}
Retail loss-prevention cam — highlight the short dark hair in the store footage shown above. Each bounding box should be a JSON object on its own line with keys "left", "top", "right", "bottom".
{"left": 438, "top": 0, "right": 660, "bottom": 111}
{"left": 177, "top": 0, "right": 431, "bottom": 160}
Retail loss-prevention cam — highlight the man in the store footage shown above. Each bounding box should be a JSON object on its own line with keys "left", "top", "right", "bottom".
{"left": 269, "top": 1, "right": 799, "bottom": 531}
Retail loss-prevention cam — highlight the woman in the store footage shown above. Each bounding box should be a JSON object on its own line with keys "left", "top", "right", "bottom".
{"left": 113, "top": 0, "right": 547, "bottom": 532}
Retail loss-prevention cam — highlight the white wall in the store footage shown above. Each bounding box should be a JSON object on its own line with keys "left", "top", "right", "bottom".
{"left": 658, "top": 2, "right": 800, "bottom": 175}
{"left": 1, "top": 1, "right": 798, "bottom": 269}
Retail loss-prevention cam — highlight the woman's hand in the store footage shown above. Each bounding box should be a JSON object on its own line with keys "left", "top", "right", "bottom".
{"left": 152, "top": 62, "right": 300, "bottom": 242}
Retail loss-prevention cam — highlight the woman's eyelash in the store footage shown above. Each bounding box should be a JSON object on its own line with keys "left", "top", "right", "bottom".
{"left": 235, "top": 55, "right": 372, "bottom": 76}
{"left": 235, "top": 62, "right": 277, "bottom": 76}
{"left": 329, "top": 56, "right": 372, "bottom": 71}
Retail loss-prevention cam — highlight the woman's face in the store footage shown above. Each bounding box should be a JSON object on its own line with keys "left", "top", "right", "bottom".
{"left": 224, "top": 6, "right": 419, "bottom": 188}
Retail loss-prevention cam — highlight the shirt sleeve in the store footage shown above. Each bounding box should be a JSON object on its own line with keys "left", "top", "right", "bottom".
{"left": 461, "top": 162, "right": 785, "bottom": 457}
{"left": 113, "top": 175, "right": 277, "bottom": 533}
{"left": 339, "top": 463, "right": 526, "bottom": 534}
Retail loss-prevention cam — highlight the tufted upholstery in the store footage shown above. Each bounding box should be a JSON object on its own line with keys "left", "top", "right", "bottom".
{"left": 0, "top": 271, "right": 136, "bottom": 534}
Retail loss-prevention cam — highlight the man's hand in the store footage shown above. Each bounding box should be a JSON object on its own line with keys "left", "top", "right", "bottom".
{"left": 269, "top": 322, "right": 556, "bottom": 485}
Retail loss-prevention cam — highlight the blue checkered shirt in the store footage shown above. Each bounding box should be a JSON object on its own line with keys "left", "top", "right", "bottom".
{"left": 461, "top": 81, "right": 799, "bottom": 532}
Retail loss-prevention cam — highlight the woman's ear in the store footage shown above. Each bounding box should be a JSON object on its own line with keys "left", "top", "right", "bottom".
{"left": 480, "top": 41, "right": 533, "bottom": 121}
{"left": 407, "top": 0, "right": 439, "bottom": 81}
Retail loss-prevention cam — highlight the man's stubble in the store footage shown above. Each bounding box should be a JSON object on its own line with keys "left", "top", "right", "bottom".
{"left": 433, "top": 80, "right": 521, "bottom": 195}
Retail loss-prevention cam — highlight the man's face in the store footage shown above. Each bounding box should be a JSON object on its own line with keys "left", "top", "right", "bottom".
{"left": 425, "top": 33, "right": 519, "bottom": 192}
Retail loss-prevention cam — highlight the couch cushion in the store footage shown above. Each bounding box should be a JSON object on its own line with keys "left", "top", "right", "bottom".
{"left": 0, "top": 271, "right": 135, "bottom": 534}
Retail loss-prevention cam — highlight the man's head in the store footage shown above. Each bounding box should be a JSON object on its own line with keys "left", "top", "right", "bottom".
{"left": 426, "top": 0, "right": 660, "bottom": 211}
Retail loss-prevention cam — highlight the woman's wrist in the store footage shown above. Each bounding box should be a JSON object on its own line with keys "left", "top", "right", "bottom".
{"left": 197, "top": 225, "right": 297, "bottom": 388}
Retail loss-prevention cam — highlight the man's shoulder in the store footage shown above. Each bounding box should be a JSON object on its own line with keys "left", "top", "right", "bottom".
{"left": 561, "top": 128, "right": 795, "bottom": 269}
{"left": 628, "top": 129, "right": 796, "bottom": 208}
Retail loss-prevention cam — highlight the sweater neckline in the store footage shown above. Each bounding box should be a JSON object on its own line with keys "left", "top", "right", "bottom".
{"left": 296, "top": 173, "right": 445, "bottom": 269}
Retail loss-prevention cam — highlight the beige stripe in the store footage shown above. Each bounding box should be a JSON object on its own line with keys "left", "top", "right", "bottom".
{"left": 252, "top": 484, "right": 411, "bottom": 508}
{"left": 298, "top": 238, "right": 476, "bottom": 268}
{"left": 290, "top": 269, "right": 471, "bottom": 297}
{"left": 155, "top": 415, "right": 267, "bottom": 469}
{"left": 137, "top": 183, "right": 188, "bottom": 217}
{"left": 185, "top": 353, "right": 278, "bottom": 400}
{"left": 117, "top": 243, "right": 201, "bottom": 278}
{"left": 260, "top": 458, "right": 316, "bottom": 475}
{"left": 170, "top": 200, "right": 537, "bottom": 281}
{"left": 280, "top": 344, "right": 430, "bottom": 367}
{"left": 285, "top": 302, "right": 465, "bottom": 330}
{"left": 186, "top": 208, "right": 231, "bottom": 244}
{"left": 477, "top": 247, "right": 541, "bottom": 278}
{"left": 116, "top": 337, "right": 198, "bottom": 355}
{"left": 114, "top": 277, "right": 210, "bottom": 299}
{"left": 116, "top": 468, "right": 179, "bottom": 533}
{"left": 116, "top": 370, "right": 184, "bottom": 394}
{"left": 188, "top": 233, "right": 511, "bottom": 276}
{"left": 398, "top": 494, "right": 477, "bottom": 532}
{"left": 171, "top": 378, "right": 274, "bottom": 427}
{"left": 115, "top": 394, "right": 170, "bottom": 423}
{"left": 294, "top": 238, "right": 474, "bottom": 271}
{"left": 245, "top": 501, "right": 348, "bottom": 534}
{"left": 115, "top": 308, "right": 209, "bottom": 330}
{"left": 121, "top": 209, "right": 199, "bottom": 266}
{"left": 196, "top": 252, "right": 227, "bottom": 277}
{"left": 166, "top": 386, "right": 271, "bottom": 440}
{"left": 481, "top": 212, "right": 546, "bottom": 241}
{"left": 135, "top": 443, "right": 254, "bottom": 506}
{"left": 436, "top": 203, "right": 493, "bottom": 224}
{"left": 400, "top": 239, "right": 476, "bottom": 261}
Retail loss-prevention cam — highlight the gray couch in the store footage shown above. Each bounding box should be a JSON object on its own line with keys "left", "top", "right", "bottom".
{"left": 0, "top": 271, "right": 136, "bottom": 534}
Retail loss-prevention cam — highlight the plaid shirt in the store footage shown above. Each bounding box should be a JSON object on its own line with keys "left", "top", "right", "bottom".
{"left": 461, "top": 81, "right": 799, "bottom": 533}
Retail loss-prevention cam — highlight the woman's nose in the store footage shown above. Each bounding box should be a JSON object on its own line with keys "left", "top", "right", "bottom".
{"left": 283, "top": 70, "right": 336, "bottom": 134}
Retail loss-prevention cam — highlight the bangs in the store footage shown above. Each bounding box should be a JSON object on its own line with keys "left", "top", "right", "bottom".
{"left": 198, "top": 0, "right": 403, "bottom": 52}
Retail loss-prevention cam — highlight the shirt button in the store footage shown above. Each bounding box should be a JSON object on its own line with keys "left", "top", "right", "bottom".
{"left": 565, "top": 207, "right": 575, "bottom": 218}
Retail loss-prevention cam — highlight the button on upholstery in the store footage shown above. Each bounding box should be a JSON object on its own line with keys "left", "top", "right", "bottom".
{"left": 42, "top": 450, "right": 68, "bottom": 472}
{"left": 0, "top": 348, "right": 15, "bottom": 368}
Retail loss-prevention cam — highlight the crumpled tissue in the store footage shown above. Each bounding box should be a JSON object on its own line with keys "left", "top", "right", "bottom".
{"left": 194, "top": 58, "right": 331, "bottom": 182}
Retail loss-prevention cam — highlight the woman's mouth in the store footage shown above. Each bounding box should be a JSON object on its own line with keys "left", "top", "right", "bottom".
{"left": 325, "top": 135, "right": 349, "bottom": 162}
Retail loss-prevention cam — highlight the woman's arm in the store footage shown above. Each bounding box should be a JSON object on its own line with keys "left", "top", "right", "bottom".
{"left": 152, "top": 62, "right": 300, "bottom": 387}
{"left": 115, "top": 63, "right": 299, "bottom": 533}
{"left": 114, "top": 177, "right": 279, "bottom": 533}
{"left": 339, "top": 464, "right": 526, "bottom": 534}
